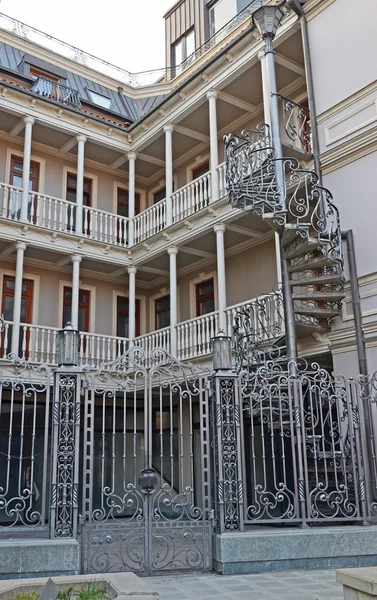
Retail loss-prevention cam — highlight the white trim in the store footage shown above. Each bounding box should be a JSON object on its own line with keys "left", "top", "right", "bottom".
{"left": 112, "top": 181, "right": 147, "bottom": 214}
{"left": 62, "top": 166, "right": 98, "bottom": 208}
{"left": 185, "top": 153, "right": 210, "bottom": 183}
{"left": 324, "top": 98, "right": 377, "bottom": 147}
{"left": 5, "top": 147, "right": 46, "bottom": 193}
{"left": 58, "top": 279, "right": 96, "bottom": 332}
{"left": 112, "top": 289, "right": 147, "bottom": 336}
{"left": 0, "top": 267, "right": 40, "bottom": 325}
{"left": 188, "top": 270, "right": 218, "bottom": 320}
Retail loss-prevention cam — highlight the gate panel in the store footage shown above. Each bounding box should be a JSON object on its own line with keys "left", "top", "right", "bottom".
{"left": 80, "top": 348, "right": 212, "bottom": 574}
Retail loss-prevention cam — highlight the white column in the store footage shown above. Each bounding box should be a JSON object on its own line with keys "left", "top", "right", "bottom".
{"left": 164, "top": 124, "right": 174, "bottom": 226}
{"left": 128, "top": 266, "right": 137, "bottom": 344}
{"left": 71, "top": 255, "right": 82, "bottom": 330}
{"left": 75, "top": 134, "right": 86, "bottom": 234}
{"left": 127, "top": 152, "right": 137, "bottom": 246}
{"left": 207, "top": 90, "right": 219, "bottom": 203}
{"left": 11, "top": 241, "right": 27, "bottom": 355}
{"left": 168, "top": 247, "right": 178, "bottom": 356}
{"left": 20, "top": 116, "right": 35, "bottom": 222}
{"left": 259, "top": 51, "right": 282, "bottom": 289}
{"left": 214, "top": 224, "right": 227, "bottom": 331}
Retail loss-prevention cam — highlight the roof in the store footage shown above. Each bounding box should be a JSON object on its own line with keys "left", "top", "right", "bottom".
{"left": 0, "top": 41, "right": 166, "bottom": 127}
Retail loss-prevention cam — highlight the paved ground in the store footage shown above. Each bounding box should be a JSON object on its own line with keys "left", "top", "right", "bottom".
{"left": 147, "top": 569, "right": 344, "bottom": 599}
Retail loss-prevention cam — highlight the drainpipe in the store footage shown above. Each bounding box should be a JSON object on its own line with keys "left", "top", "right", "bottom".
{"left": 341, "top": 230, "right": 368, "bottom": 377}
{"left": 287, "top": 0, "right": 321, "bottom": 181}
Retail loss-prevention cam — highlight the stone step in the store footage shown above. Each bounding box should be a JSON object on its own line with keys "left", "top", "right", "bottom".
{"left": 288, "top": 256, "right": 342, "bottom": 273}
{"left": 293, "top": 290, "right": 345, "bottom": 302}
{"left": 290, "top": 272, "right": 343, "bottom": 286}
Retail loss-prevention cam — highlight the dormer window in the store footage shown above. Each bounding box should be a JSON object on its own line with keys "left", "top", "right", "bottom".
{"left": 30, "top": 67, "right": 60, "bottom": 83}
{"left": 87, "top": 90, "right": 112, "bottom": 109}
{"left": 172, "top": 29, "right": 195, "bottom": 76}
{"left": 209, "top": 0, "right": 238, "bottom": 36}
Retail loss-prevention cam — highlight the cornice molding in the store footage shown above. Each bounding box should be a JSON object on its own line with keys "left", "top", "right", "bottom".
{"left": 303, "top": 0, "right": 336, "bottom": 21}
{"left": 317, "top": 80, "right": 377, "bottom": 124}
{"left": 320, "top": 125, "right": 377, "bottom": 175}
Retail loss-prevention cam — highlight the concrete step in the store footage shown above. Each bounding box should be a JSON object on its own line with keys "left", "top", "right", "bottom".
{"left": 284, "top": 237, "right": 320, "bottom": 258}
{"left": 294, "top": 306, "right": 340, "bottom": 318}
{"left": 288, "top": 256, "right": 342, "bottom": 273}
{"left": 293, "top": 290, "right": 345, "bottom": 302}
{"left": 290, "top": 273, "right": 343, "bottom": 286}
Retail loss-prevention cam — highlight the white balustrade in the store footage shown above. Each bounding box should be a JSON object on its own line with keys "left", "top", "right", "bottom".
{"left": 31, "top": 192, "right": 76, "bottom": 233}
{"left": 135, "top": 328, "right": 170, "bottom": 363}
{"left": 177, "top": 311, "right": 219, "bottom": 361}
{"left": 0, "top": 321, "right": 11, "bottom": 359}
{"left": 0, "top": 183, "right": 22, "bottom": 220}
{"left": 217, "top": 161, "right": 227, "bottom": 198}
{"left": 133, "top": 200, "right": 166, "bottom": 245}
{"left": 79, "top": 332, "right": 130, "bottom": 367}
{"left": 83, "top": 206, "right": 129, "bottom": 246}
{"left": 17, "top": 323, "right": 59, "bottom": 364}
{"left": 172, "top": 172, "right": 211, "bottom": 223}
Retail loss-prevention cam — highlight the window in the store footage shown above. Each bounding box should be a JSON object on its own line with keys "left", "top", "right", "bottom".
{"left": 209, "top": 0, "right": 237, "bottom": 35}
{"left": 117, "top": 296, "right": 141, "bottom": 338}
{"left": 153, "top": 187, "right": 166, "bottom": 204}
{"left": 63, "top": 287, "right": 90, "bottom": 332}
{"left": 172, "top": 29, "right": 195, "bottom": 75}
{"left": 192, "top": 160, "right": 209, "bottom": 181}
{"left": 155, "top": 295, "right": 170, "bottom": 329}
{"left": 87, "top": 90, "right": 112, "bottom": 109}
{"left": 117, "top": 188, "right": 141, "bottom": 217}
{"left": 2, "top": 276, "right": 34, "bottom": 357}
{"left": 9, "top": 155, "right": 39, "bottom": 220}
{"left": 196, "top": 279, "right": 215, "bottom": 316}
{"left": 30, "top": 67, "right": 60, "bottom": 83}
{"left": 66, "top": 173, "right": 92, "bottom": 207}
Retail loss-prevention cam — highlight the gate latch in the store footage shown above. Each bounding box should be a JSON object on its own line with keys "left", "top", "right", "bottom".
{"left": 139, "top": 468, "right": 157, "bottom": 494}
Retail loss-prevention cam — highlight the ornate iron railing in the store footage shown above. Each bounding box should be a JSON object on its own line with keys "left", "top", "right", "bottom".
{"left": 276, "top": 93, "right": 312, "bottom": 154}
{"left": 31, "top": 77, "right": 81, "bottom": 109}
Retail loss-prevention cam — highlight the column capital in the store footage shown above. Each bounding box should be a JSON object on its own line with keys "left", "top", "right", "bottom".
{"left": 167, "top": 246, "right": 178, "bottom": 256}
{"left": 207, "top": 90, "right": 218, "bottom": 101}
{"left": 163, "top": 123, "right": 175, "bottom": 134}
{"left": 71, "top": 254, "right": 82, "bottom": 264}
{"left": 127, "top": 151, "right": 137, "bottom": 161}
{"left": 128, "top": 266, "right": 137, "bottom": 275}
{"left": 214, "top": 223, "right": 226, "bottom": 234}
{"left": 24, "top": 115, "right": 35, "bottom": 126}
{"left": 76, "top": 134, "right": 87, "bottom": 144}
{"left": 258, "top": 49, "right": 266, "bottom": 62}
{"left": 15, "top": 241, "right": 27, "bottom": 251}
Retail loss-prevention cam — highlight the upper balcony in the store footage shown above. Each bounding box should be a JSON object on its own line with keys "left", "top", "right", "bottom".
{"left": 31, "top": 77, "right": 81, "bottom": 110}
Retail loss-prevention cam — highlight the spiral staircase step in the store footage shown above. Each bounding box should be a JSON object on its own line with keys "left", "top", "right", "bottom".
{"left": 290, "top": 273, "right": 344, "bottom": 286}
{"left": 288, "top": 256, "right": 342, "bottom": 273}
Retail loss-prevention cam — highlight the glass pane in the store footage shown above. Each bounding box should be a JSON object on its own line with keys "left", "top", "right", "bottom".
{"left": 210, "top": 0, "right": 237, "bottom": 35}
{"left": 68, "top": 175, "right": 77, "bottom": 186}
{"left": 118, "top": 204, "right": 128, "bottom": 218}
{"left": 200, "top": 298, "right": 215, "bottom": 315}
{"left": 154, "top": 188, "right": 166, "bottom": 204}
{"left": 198, "top": 280, "right": 214, "bottom": 296}
{"left": 88, "top": 91, "right": 112, "bottom": 109}
{"left": 156, "top": 296, "right": 170, "bottom": 311}
{"left": 78, "top": 307, "right": 85, "bottom": 331}
{"left": 64, "top": 288, "right": 72, "bottom": 301}
{"left": 118, "top": 189, "right": 129, "bottom": 203}
{"left": 118, "top": 298, "right": 129, "bottom": 313}
{"left": 186, "top": 30, "right": 195, "bottom": 57}
{"left": 79, "top": 292, "right": 88, "bottom": 303}
{"left": 173, "top": 39, "right": 183, "bottom": 68}
{"left": 4, "top": 296, "right": 13, "bottom": 320}
{"left": 157, "top": 310, "right": 170, "bottom": 329}
{"left": 6, "top": 279, "right": 15, "bottom": 290}
{"left": 11, "top": 175, "right": 23, "bottom": 187}
{"left": 13, "top": 161, "right": 23, "bottom": 171}
{"left": 20, "top": 298, "right": 27, "bottom": 323}
{"left": 117, "top": 314, "right": 129, "bottom": 338}
{"left": 83, "top": 179, "right": 91, "bottom": 192}
{"left": 67, "top": 191, "right": 77, "bottom": 203}
{"left": 63, "top": 305, "right": 71, "bottom": 327}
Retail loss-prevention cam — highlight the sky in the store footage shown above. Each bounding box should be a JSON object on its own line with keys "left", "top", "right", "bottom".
{"left": 0, "top": 0, "right": 175, "bottom": 73}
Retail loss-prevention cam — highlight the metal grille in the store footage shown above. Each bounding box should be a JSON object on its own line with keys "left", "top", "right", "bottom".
{"left": 80, "top": 348, "right": 213, "bottom": 574}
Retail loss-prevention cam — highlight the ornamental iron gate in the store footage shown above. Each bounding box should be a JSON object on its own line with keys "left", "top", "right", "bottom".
{"left": 79, "top": 348, "right": 213, "bottom": 574}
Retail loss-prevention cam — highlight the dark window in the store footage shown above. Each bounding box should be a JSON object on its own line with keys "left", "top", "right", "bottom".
{"left": 153, "top": 187, "right": 166, "bottom": 205}
{"left": 155, "top": 295, "right": 170, "bottom": 329}
{"left": 192, "top": 160, "right": 209, "bottom": 180}
{"left": 1, "top": 275, "right": 34, "bottom": 357}
{"left": 117, "top": 188, "right": 141, "bottom": 217}
{"left": 9, "top": 156, "right": 39, "bottom": 221}
{"left": 63, "top": 286, "right": 90, "bottom": 332}
{"left": 117, "top": 296, "right": 141, "bottom": 338}
{"left": 196, "top": 278, "right": 215, "bottom": 316}
{"left": 66, "top": 173, "right": 92, "bottom": 207}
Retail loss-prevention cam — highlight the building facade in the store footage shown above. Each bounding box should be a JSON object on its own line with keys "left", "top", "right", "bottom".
{"left": 1, "top": 0, "right": 377, "bottom": 578}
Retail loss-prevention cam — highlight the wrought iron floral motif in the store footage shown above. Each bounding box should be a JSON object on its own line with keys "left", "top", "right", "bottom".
{"left": 275, "top": 94, "right": 312, "bottom": 153}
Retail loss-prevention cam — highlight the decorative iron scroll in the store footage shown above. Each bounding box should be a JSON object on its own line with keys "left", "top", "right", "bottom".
{"left": 0, "top": 357, "right": 51, "bottom": 530}
{"left": 213, "top": 373, "right": 243, "bottom": 532}
{"left": 275, "top": 93, "right": 312, "bottom": 153}
{"left": 50, "top": 371, "right": 81, "bottom": 537}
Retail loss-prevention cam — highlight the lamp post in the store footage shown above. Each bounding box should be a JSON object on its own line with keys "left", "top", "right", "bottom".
{"left": 253, "top": 3, "right": 298, "bottom": 374}
{"left": 57, "top": 323, "right": 79, "bottom": 367}
{"left": 210, "top": 330, "right": 244, "bottom": 533}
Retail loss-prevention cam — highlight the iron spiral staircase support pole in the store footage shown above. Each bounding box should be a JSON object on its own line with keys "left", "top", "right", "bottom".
{"left": 264, "top": 32, "right": 298, "bottom": 376}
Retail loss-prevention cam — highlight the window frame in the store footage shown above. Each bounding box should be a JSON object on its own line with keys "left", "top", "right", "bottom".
{"left": 62, "top": 286, "right": 91, "bottom": 332}
{"left": 195, "top": 278, "right": 215, "bottom": 317}
{"left": 171, "top": 28, "right": 196, "bottom": 73}
{"left": 29, "top": 67, "right": 60, "bottom": 83}
{"left": 116, "top": 295, "right": 141, "bottom": 338}
{"left": 117, "top": 187, "right": 141, "bottom": 217}
{"left": 87, "top": 89, "right": 112, "bottom": 109}
{"left": 155, "top": 294, "right": 170, "bottom": 330}
{"left": 66, "top": 172, "right": 93, "bottom": 207}
{"left": 9, "top": 155, "right": 40, "bottom": 191}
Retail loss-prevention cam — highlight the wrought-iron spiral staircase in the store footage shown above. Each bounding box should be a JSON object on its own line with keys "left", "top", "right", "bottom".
{"left": 224, "top": 124, "right": 344, "bottom": 370}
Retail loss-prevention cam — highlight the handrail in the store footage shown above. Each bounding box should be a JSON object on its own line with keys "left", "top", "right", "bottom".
{"left": 31, "top": 77, "right": 81, "bottom": 108}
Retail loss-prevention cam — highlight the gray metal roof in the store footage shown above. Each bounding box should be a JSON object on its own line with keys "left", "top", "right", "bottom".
{"left": 0, "top": 41, "right": 165, "bottom": 125}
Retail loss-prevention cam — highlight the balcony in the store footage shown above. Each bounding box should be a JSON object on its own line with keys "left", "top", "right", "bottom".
{"left": 0, "top": 292, "right": 283, "bottom": 368}
{"left": 31, "top": 77, "right": 81, "bottom": 109}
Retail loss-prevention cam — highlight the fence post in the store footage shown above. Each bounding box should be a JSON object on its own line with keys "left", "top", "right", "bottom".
{"left": 212, "top": 370, "right": 244, "bottom": 533}
{"left": 50, "top": 367, "right": 81, "bottom": 538}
